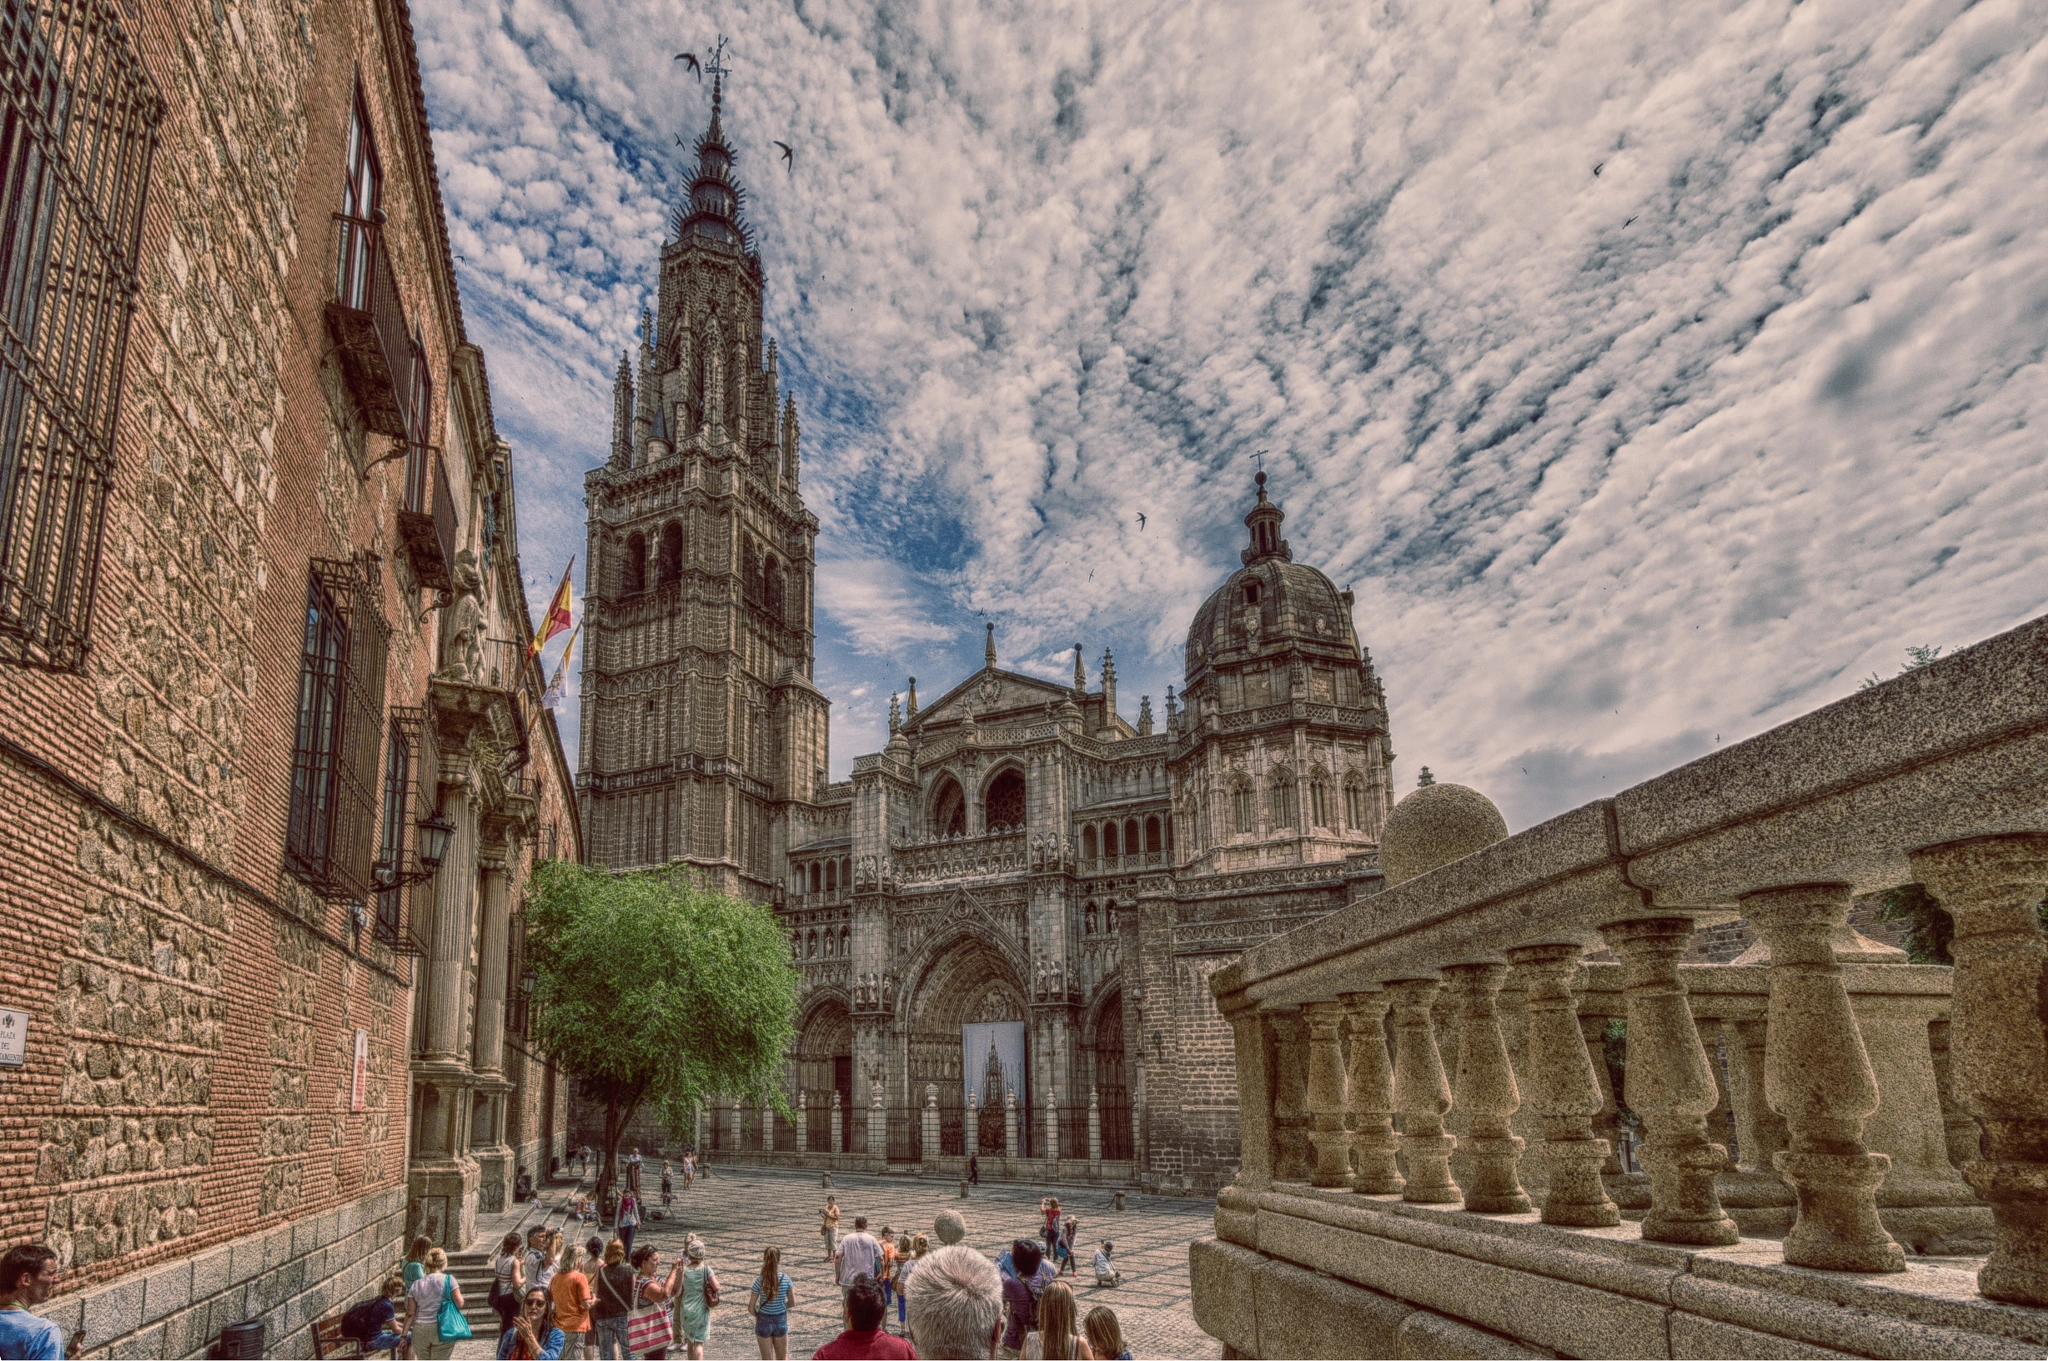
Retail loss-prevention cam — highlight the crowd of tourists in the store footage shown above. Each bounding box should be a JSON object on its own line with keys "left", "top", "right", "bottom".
{"left": 0, "top": 1160, "right": 1135, "bottom": 1361}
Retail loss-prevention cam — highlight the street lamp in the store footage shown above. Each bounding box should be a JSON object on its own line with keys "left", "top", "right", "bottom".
{"left": 416, "top": 811, "right": 456, "bottom": 871}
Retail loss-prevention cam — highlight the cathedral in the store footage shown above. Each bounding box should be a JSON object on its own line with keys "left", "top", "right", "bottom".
{"left": 576, "top": 76, "right": 1398, "bottom": 1191}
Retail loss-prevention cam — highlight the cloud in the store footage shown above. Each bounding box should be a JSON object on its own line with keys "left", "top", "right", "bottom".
{"left": 419, "top": 0, "right": 2048, "bottom": 819}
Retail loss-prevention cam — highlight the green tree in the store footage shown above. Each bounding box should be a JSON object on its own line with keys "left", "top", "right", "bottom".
{"left": 523, "top": 860, "right": 799, "bottom": 1193}
{"left": 1860, "top": 644, "right": 1943, "bottom": 690}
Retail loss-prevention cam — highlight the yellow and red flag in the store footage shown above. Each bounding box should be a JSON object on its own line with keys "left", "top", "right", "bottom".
{"left": 529, "top": 558, "right": 575, "bottom": 659}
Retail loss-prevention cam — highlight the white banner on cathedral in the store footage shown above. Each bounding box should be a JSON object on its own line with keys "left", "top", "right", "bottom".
{"left": 960, "top": 1021, "right": 1026, "bottom": 1112}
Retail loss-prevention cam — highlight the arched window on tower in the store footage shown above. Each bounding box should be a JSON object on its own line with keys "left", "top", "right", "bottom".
{"left": 764, "top": 555, "right": 784, "bottom": 619}
{"left": 808, "top": 863, "right": 821, "bottom": 894}
{"left": 742, "top": 541, "right": 761, "bottom": 602}
{"left": 1231, "top": 777, "right": 1256, "bottom": 835}
{"left": 1270, "top": 765, "right": 1298, "bottom": 829}
{"left": 826, "top": 859, "right": 838, "bottom": 893}
{"left": 657, "top": 522, "right": 683, "bottom": 586}
{"left": 1082, "top": 825, "right": 1098, "bottom": 862}
{"left": 1124, "top": 818, "right": 1140, "bottom": 859}
{"left": 1103, "top": 821, "right": 1119, "bottom": 860}
{"left": 622, "top": 532, "right": 647, "bottom": 595}
{"left": 1145, "top": 816, "right": 1162, "bottom": 855}
{"left": 984, "top": 768, "right": 1026, "bottom": 832}
{"left": 1310, "top": 770, "right": 1331, "bottom": 829}
{"left": 1344, "top": 775, "right": 1366, "bottom": 831}
{"left": 932, "top": 777, "right": 966, "bottom": 838}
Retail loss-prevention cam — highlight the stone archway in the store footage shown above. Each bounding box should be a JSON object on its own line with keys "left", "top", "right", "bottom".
{"left": 795, "top": 997, "right": 852, "bottom": 1153}
{"left": 904, "top": 932, "right": 1028, "bottom": 1157}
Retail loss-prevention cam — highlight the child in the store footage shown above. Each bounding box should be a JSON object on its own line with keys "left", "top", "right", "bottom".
{"left": 877, "top": 1227, "right": 897, "bottom": 1320}
{"left": 340, "top": 1276, "right": 409, "bottom": 1357}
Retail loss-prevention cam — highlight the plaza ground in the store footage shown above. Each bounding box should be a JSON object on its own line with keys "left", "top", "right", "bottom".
{"left": 454, "top": 1166, "right": 1220, "bottom": 1359}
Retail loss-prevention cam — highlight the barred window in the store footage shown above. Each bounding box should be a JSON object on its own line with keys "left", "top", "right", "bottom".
{"left": 372, "top": 704, "right": 433, "bottom": 952}
{"left": 0, "top": 0, "right": 161, "bottom": 669}
{"left": 1230, "top": 778, "right": 1255, "bottom": 835}
{"left": 285, "top": 560, "right": 388, "bottom": 900}
{"left": 1309, "top": 773, "right": 1330, "bottom": 829}
{"left": 1269, "top": 765, "right": 1298, "bottom": 829}
{"left": 336, "top": 86, "right": 381, "bottom": 306}
{"left": 1344, "top": 776, "right": 1366, "bottom": 831}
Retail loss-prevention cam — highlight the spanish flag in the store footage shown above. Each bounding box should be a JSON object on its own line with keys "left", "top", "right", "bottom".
{"left": 529, "top": 558, "right": 575, "bottom": 659}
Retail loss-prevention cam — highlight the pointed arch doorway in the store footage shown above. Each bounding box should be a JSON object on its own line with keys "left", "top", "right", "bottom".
{"left": 904, "top": 932, "right": 1028, "bottom": 1159}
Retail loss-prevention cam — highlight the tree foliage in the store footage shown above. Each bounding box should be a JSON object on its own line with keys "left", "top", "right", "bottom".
{"left": 1870, "top": 881, "right": 2048, "bottom": 966}
{"left": 1860, "top": 644, "right": 1943, "bottom": 690}
{"left": 523, "top": 860, "right": 798, "bottom": 1189}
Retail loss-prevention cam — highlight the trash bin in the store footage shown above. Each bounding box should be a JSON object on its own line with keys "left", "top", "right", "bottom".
{"left": 218, "top": 1320, "right": 265, "bottom": 1358}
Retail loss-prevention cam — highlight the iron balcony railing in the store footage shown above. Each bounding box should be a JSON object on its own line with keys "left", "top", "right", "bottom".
{"left": 327, "top": 211, "right": 409, "bottom": 436}
{"left": 396, "top": 438, "right": 454, "bottom": 589}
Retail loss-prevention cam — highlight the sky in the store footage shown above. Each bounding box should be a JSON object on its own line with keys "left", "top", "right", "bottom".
{"left": 417, "top": 0, "right": 2048, "bottom": 832}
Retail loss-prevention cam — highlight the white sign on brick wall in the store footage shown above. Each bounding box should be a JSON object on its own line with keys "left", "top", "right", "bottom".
{"left": 0, "top": 1008, "right": 28, "bottom": 1068}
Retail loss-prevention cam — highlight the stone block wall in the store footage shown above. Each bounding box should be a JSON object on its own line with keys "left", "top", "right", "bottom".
{"left": 27, "top": 1187, "right": 406, "bottom": 1361}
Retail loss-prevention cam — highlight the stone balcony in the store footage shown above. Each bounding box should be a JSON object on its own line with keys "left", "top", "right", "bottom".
{"left": 1191, "top": 612, "right": 2048, "bottom": 1358}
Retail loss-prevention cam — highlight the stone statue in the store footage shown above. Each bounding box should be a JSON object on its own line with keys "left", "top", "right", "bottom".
{"left": 439, "top": 549, "right": 486, "bottom": 683}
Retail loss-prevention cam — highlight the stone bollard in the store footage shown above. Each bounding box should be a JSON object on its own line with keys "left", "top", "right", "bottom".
{"left": 822, "top": 1172, "right": 833, "bottom": 1189}
{"left": 960, "top": 1180, "right": 969, "bottom": 1199}
{"left": 1114, "top": 1190, "right": 1126, "bottom": 1210}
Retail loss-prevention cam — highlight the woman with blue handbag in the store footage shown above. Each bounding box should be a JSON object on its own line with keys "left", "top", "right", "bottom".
{"left": 404, "top": 1248, "right": 473, "bottom": 1360}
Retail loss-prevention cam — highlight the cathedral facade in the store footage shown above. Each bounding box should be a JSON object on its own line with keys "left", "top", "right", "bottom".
{"left": 577, "top": 84, "right": 1397, "bottom": 1191}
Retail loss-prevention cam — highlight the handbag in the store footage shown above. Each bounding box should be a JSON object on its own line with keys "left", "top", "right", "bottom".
{"left": 703, "top": 1270, "right": 720, "bottom": 1308}
{"left": 435, "top": 1275, "right": 474, "bottom": 1341}
{"left": 625, "top": 1278, "right": 675, "bottom": 1353}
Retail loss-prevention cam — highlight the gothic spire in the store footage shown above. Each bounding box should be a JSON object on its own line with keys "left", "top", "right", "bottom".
{"left": 673, "top": 38, "right": 751, "bottom": 250}
{"left": 984, "top": 621, "right": 998, "bottom": 669}
{"left": 1241, "top": 469, "right": 1292, "bottom": 565}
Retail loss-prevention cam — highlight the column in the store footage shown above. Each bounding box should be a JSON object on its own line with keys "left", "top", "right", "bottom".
{"left": 795, "top": 1092, "right": 808, "bottom": 1153}
{"left": 423, "top": 786, "right": 477, "bottom": 1061}
{"left": 1600, "top": 918, "right": 1738, "bottom": 1245}
{"left": 1004, "top": 1088, "right": 1019, "bottom": 1161}
{"left": 1507, "top": 944, "right": 1619, "bottom": 1227}
{"left": 730, "top": 1097, "right": 742, "bottom": 1152}
{"left": 1910, "top": 833, "right": 2048, "bottom": 1305}
{"left": 1303, "top": 1000, "right": 1353, "bottom": 1188}
{"left": 1088, "top": 1088, "right": 1102, "bottom": 1168}
{"left": 1387, "top": 978, "right": 1459, "bottom": 1203}
{"left": 472, "top": 865, "right": 510, "bottom": 1076}
{"left": 1226, "top": 1008, "right": 1275, "bottom": 1189}
{"left": 831, "top": 1090, "right": 844, "bottom": 1154}
{"left": 1340, "top": 991, "right": 1402, "bottom": 1194}
{"left": 1044, "top": 1088, "right": 1061, "bottom": 1163}
{"left": 966, "top": 1091, "right": 980, "bottom": 1159}
{"left": 1742, "top": 882, "right": 1905, "bottom": 1272}
{"left": 869, "top": 1082, "right": 887, "bottom": 1167}
{"left": 924, "top": 1084, "right": 941, "bottom": 1164}
{"left": 1445, "top": 963, "right": 1531, "bottom": 1212}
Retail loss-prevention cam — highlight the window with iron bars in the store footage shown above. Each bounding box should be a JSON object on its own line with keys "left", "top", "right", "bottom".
{"left": 0, "top": 0, "right": 162, "bottom": 670}
{"left": 372, "top": 704, "right": 434, "bottom": 953}
{"left": 285, "top": 559, "right": 389, "bottom": 901}
{"left": 506, "top": 912, "right": 532, "bottom": 1039}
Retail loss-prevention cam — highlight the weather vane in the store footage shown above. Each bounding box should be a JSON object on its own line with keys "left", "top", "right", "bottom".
{"left": 1250, "top": 448, "right": 1267, "bottom": 469}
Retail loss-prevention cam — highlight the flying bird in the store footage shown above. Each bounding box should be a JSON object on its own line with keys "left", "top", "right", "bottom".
{"left": 675, "top": 52, "right": 701, "bottom": 78}
{"left": 1623, "top": 215, "right": 1637, "bottom": 228}
{"left": 1136, "top": 513, "right": 1147, "bottom": 529}
{"left": 1592, "top": 161, "right": 1604, "bottom": 176}
{"left": 774, "top": 140, "right": 795, "bottom": 174}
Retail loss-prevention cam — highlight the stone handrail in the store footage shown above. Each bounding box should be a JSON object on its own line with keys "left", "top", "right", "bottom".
{"left": 1208, "top": 613, "right": 2048, "bottom": 1317}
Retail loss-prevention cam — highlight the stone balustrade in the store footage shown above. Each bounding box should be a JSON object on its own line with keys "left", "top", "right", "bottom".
{"left": 1193, "top": 614, "right": 2048, "bottom": 1358}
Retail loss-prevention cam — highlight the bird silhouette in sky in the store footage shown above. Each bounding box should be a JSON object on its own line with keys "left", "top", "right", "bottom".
{"left": 1593, "top": 161, "right": 1604, "bottom": 176}
{"left": 1136, "top": 513, "right": 1147, "bottom": 529}
{"left": 774, "top": 140, "right": 795, "bottom": 174}
{"left": 675, "top": 52, "right": 701, "bottom": 78}
{"left": 1624, "top": 215, "right": 1638, "bottom": 228}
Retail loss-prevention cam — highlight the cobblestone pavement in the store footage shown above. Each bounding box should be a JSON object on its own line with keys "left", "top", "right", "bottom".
{"left": 457, "top": 1167, "right": 1221, "bottom": 1360}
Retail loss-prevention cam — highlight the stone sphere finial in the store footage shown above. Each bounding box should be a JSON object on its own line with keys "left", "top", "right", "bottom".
{"left": 1378, "top": 781, "right": 1508, "bottom": 886}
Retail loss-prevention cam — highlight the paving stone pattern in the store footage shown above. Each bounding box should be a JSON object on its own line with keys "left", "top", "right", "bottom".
{"left": 454, "top": 1168, "right": 1219, "bottom": 1360}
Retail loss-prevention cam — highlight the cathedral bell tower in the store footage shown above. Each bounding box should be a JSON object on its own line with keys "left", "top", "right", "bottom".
{"left": 578, "top": 63, "right": 829, "bottom": 894}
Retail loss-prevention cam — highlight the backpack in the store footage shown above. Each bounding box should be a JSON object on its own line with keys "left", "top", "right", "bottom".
{"left": 340, "top": 1298, "right": 384, "bottom": 1342}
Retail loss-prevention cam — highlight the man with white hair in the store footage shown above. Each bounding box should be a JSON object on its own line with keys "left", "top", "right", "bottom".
{"left": 904, "top": 1244, "right": 1004, "bottom": 1359}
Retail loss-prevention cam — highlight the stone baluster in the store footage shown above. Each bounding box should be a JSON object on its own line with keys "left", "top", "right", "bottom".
{"left": 831, "top": 1089, "right": 844, "bottom": 1154}
{"left": 1445, "top": 963, "right": 1530, "bottom": 1212}
{"left": 1088, "top": 1087, "right": 1103, "bottom": 1167}
{"left": 730, "top": 1097, "right": 743, "bottom": 1153}
{"left": 1910, "top": 833, "right": 2048, "bottom": 1305}
{"left": 795, "top": 1091, "right": 808, "bottom": 1153}
{"left": 1740, "top": 883, "right": 1905, "bottom": 1271}
{"left": 924, "top": 1084, "right": 941, "bottom": 1164}
{"left": 1579, "top": 1012, "right": 1626, "bottom": 1174}
{"left": 1341, "top": 990, "right": 1403, "bottom": 1194}
{"left": 1303, "top": 1000, "right": 1353, "bottom": 1187}
{"left": 1386, "top": 978, "right": 1459, "bottom": 1203}
{"left": 966, "top": 1090, "right": 980, "bottom": 1161}
{"left": 1507, "top": 944, "right": 1619, "bottom": 1226}
{"left": 1004, "top": 1087, "right": 1019, "bottom": 1161}
{"left": 1267, "top": 1006, "right": 1311, "bottom": 1182}
{"left": 1725, "top": 1015, "right": 1789, "bottom": 1174}
{"left": 1045, "top": 1088, "right": 1060, "bottom": 1163}
{"left": 1600, "top": 918, "right": 1738, "bottom": 1244}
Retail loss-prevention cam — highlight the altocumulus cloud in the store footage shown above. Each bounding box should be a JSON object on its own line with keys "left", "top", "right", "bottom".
{"left": 418, "top": 0, "right": 2048, "bottom": 826}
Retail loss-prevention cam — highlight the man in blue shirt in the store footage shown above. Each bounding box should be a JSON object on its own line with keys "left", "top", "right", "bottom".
{"left": 0, "top": 1245, "right": 74, "bottom": 1360}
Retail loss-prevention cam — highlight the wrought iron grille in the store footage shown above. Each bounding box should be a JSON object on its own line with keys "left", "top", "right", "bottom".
{"left": 372, "top": 703, "right": 434, "bottom": 953}
{"left": 0, "top": 0, "right": 161, "bottom": 670}
{"left": 285, "top": 558, "right": 388, "bottom": 901}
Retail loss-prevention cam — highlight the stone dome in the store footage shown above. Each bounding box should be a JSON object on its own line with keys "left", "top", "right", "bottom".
{"left": 1184, "top": 556, "right": 1359, "bottom": 680}
{"left": 1378, "top": 782, "right": 1509, "bottom": 886}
